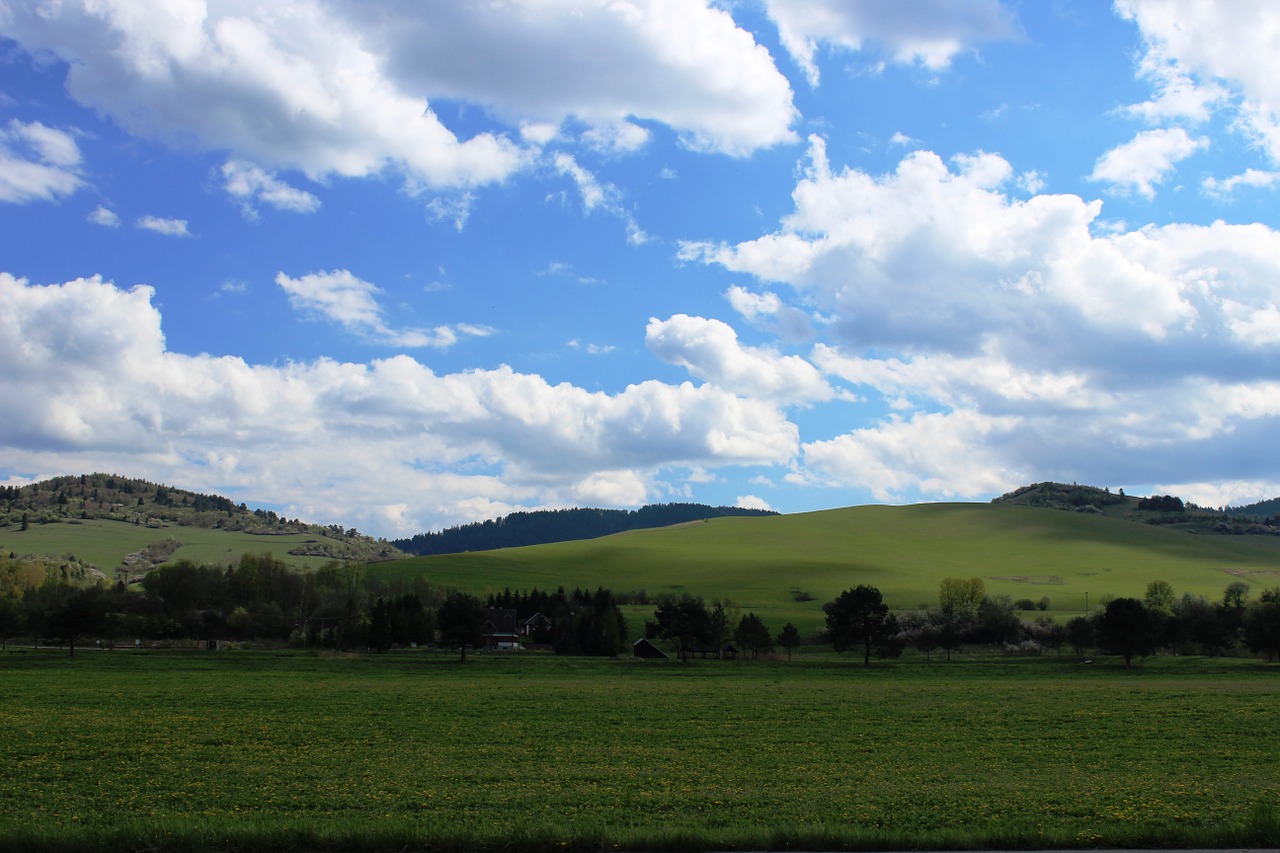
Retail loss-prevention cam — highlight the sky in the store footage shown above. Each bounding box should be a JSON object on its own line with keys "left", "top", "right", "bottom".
{"left": 2, "top": 0, "right": 1280, "bottom": 540}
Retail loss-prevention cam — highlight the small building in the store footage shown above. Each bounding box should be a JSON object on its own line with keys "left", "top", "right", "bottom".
{"left": 632, "top": 637, "right": 669, "bottom": 659}
{"left": 482, "top": 607, "right": 520, "bottom": 651}
{"left": 523, "top": 612, "right": 549, "bottom": 637}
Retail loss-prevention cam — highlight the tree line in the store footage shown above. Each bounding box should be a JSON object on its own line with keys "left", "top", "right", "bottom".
{"left": 0, "top": 552, "right": 448, "bottom": 654}
{"left": 0, "top": 552, "right": 640, "bottom": 660}
{"left": 391, "top": 503, "right": 776, "bottom": 556}
{"left": 5, "top": 545, "right": 1278, "bottom": 665}
{"left": 824, "top": 576, "right": 1280, "bottom": 666}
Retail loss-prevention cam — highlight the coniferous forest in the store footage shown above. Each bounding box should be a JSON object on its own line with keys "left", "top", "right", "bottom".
{"left": 391, "top": 503, "right": 776, "bottom": 556}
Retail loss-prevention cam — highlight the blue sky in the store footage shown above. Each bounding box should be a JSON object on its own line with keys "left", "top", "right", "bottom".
{"left": 3, "top": 0, "right": 1280, "bottom": 539}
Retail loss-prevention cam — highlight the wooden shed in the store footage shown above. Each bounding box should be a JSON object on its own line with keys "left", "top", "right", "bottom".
{"left": 632, "top": 637, "right": 669, "bottom": 659}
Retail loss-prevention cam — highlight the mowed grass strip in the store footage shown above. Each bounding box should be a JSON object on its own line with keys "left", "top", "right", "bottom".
{"left": 1, "top": 650, "right": 1278, "bottom": 852}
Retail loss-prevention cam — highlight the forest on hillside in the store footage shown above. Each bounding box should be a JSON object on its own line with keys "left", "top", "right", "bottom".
{"left": 391, "top": 503, "right": 777, "bottom": 556}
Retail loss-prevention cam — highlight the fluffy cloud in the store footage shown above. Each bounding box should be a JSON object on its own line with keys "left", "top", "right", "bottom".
{"left": 276, "top": 269, "right": 488, "bottom": 350}
{"left": 136, "top": 215, "right": 191, "bottom": 237}
{"left": 646, "top": 314, "right": 832, "bottom": 404}
{"left": 1089, "top": 127, "right": 1208, "bottom": 197}
{"left": 87, "top": 205, "right": 121, "bottom": 227}
{"left": 0, "top": 119, "right": 83, "bottom": 203}
{"left": 342, "top": 0, "right": 797, "bottom": 156}
{"left": 1204, "top": 169, "right": 1280, "bottom": 198}
{"left": 764, "top": 0, "right": 1021, "bottom": 85}
{"left": 0, "top": 273, "right": 799, "bottom": 535}
{"left": 1118, "top": 0, "right": 1280, "bottom": 164}
{"left": 222, "top": 161, "right": 320, "bottom": 217}
{"left": 685, "top": 139, "right": 1280, "bottom": 501}
{"left": 1, "top": 0, "right": 796, "bottom": 204}
{"left": 799, "top": 410, "right": 1021, "bottom": 502}
{"left": 725, "top": 285, "right": 814, "bottom": 343}
{"left": 0, "top": 0, "right": 525, "bottom": 188}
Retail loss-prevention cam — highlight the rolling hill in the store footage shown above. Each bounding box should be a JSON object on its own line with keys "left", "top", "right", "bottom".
{"left": 368, "top": 500, "right": 1280, "bottom": 632}
{"left": 5, "top": 475, "right": 1280, "bottom": 633}
{"left": 0, "top": 474, "right": 403, "bottom": 576}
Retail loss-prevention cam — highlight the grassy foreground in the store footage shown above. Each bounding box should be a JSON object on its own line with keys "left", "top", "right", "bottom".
{"left": 1, "top": 649, "right": 1278, "bottom": 853}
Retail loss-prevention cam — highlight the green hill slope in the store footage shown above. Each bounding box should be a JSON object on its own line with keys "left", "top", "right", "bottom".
{"left": 0, "top": 517, "right": 361, "bottom": 577}
{"left": 0, "top": 474, "right": 404, "bottom": 577}
{"left": 369, "top": 502, "right": 1280, "bottom": 631}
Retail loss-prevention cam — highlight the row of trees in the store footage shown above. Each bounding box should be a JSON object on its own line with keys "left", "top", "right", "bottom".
{"left": 0, "top": 552, "right": 448, "bottom": 654}
{"left": 6, "top": 545, "right": 1278, "bottom": 665}
{"left": 0, "top": 554, "right": 640, "bottom": 660}
{"left": 823, "top": 577, "right": 1280, "bottom": 666}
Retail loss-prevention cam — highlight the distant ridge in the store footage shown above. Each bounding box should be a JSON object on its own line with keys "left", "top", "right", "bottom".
{"left": 993, "top": 481, "right": 1280, "bottom": 535}
{"left": 1227, "top": 496, "right": 1280, "bottom": 519}
{"left": 391, "top": 503, "right": 778, "bottom": 556}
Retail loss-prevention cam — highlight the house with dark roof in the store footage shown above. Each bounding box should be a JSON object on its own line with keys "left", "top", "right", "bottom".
{"left": 633, "top": 637, "right": 669, "bottom": 659}
{"left": 482, "top": 607, "right": 520, "bottom": 651}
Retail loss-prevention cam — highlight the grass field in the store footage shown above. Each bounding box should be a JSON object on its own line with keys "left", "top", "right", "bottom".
{"left": 0, "top": 518, "right": 347, "bottom": 573}
{"left": 371, "top": 503, "right": 1280, "bottom": 632}
{"left": 1, "top": 648, "right": 1278, "bottom": 852}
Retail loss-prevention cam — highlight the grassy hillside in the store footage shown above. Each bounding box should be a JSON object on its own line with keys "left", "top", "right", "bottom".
{"left": 0, "top": 474, "right": 403, "bottom": 568}
{"left": 0, "top": 517, "right": 359, "bottom": 576}
{"left": 369, "top": 502, "right": 1280, "bottom": 632}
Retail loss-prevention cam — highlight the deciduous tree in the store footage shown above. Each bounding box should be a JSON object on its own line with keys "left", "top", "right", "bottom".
{"left": 938, "top": 577, "right": 985, "bottom": 614}
{"left": 1094, "top": 597, "right": 1159, "bottom": 667}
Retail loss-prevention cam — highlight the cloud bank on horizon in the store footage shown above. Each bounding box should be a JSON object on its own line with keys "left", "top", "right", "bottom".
{"left": 2, "top": 0, "right": 1279, "bottom": 538}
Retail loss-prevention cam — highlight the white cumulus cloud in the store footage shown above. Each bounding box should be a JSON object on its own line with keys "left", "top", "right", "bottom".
{"left": 646, "top": 314, "right": 832, "bottom": 405}
{"left": 0, "top": 0, "right": 798, "bottom": 214}
{"left": 1118, "top": 0, "right": 1280, "bottom": 164}
{"left": 0, "top": 119, "right": 84, "bottom": 203}
{"left": 1089, "top": 127, "right": 1208, "bottom": 197}
{"left": 222, "top": 161, "right": 320, "bottom": 217}
{"left": 683, "top": 138, "right": 1280, "bottom": 503}
{"left": 87, "top": 205, "right": 120, "bottom": 227}
{"left": 0, "top": 272, "right": 800, "bottom": 536}
{"left": 764, "top": 0, "right": 1022, "bottom": 85}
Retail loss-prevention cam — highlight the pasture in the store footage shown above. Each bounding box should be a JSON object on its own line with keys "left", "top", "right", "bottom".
{"left": 1, "top": 648, "right": 1277, "bottom": 852}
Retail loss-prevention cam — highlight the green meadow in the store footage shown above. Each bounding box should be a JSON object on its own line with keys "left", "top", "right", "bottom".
{"left": 1, "top": 648, "right": 1277, "bottom": 853}
{"left": 372, "top": 503, "right": 1280, "bottom": 631}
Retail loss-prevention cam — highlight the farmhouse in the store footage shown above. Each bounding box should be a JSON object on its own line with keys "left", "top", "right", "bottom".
{"left": 482, "top": 607, "right": 520, "bottom": 651}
